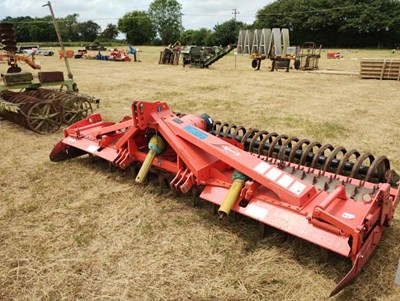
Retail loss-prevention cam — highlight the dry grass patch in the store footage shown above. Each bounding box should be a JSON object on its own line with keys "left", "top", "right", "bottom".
{"left": 0, "top": 46, "right": 399, "bottom": 300}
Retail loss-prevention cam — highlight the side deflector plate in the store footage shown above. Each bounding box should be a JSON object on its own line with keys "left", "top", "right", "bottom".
{"left": 200, "top": 185, "right": 351, "bottom": 257}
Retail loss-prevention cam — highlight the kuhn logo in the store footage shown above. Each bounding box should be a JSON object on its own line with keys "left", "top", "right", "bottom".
{"left": 222, "top": 145, "right": 240, "bottom": 157}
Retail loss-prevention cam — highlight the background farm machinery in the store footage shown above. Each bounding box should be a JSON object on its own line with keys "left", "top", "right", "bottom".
{"left": 106, "top": 48, "right": 131, "bottom": 62}
{"left": 0, "top": 4, "right": 99, "bottom": 134}
{"left": 18, "top": 45, "right": 54, "bottom": 56}
{"left": 0, "top": 22, "right": 42, "bottom": 73}
{"left": 181, "top": 44, "right": 235, "bottom": 68}
{"left": 94, "top": 48, "right": 131, "bottom": 62}
{"left": 127, "top": 45, "right": 139, "bottom": 62}
{"left": 0, "top": 53, "right": 41, "bottom": 72}
{"left": 251, "top": 43, "right": 321, "bottom": 71}
{"left": 159, "top": 42, "right": 181, "bottom": 65}
{"left": 239, "top": 28, "right": 321, "bottom": 71}
{"left": 74, "top": 47, "right": 138, "bottom": 62}
{"left": 296, "top": 42, "right": 322, "bottom": 70}
{"left": 0, "top": 71, "right": 99, "bottom": 134}
{"left": 50, "top": 100, "right": 399, "bottom": 296}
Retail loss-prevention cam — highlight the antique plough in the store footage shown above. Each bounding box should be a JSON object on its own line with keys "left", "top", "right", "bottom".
{"left": 50, "top": 101, "right": 400, "bottom": 296}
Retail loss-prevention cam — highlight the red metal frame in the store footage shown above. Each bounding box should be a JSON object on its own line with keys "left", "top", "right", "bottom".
{"left": 50, "top": 101, "right": 400, "bottom": 296}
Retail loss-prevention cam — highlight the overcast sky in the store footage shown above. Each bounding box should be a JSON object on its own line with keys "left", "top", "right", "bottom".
{"left": 0, "top": 0, "right": 273, "bottom": 30}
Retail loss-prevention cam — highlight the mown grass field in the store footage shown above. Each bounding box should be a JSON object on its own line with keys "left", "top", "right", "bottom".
{"left": 0, "top": 46, "right": 399, "bottom": 301}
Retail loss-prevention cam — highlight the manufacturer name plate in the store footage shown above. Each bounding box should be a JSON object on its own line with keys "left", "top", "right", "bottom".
{"left": 183, "top": 125, "right": 208, "bottom": 140}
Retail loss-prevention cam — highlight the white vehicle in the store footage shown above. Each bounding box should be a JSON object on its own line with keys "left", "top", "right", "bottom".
{"left": 20, "top": 46, "right": 54, "bottom": 56}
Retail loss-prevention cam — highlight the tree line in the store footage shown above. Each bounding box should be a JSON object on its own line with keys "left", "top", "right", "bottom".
{"left": 1, "top": 0, "right": 400, "bottom": 48}
{"left": 254, "top": 0, "right": 400, "bottom": 48}
{"left": 1, "top": 14, "right": 119, "bottom": 43}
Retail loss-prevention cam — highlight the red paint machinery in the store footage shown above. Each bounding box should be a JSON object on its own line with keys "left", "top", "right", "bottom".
{"left": 108, "top": 48, "right": 131, "bottom": 62}
{"left": 50, "top": 101, "right": 400, "bottom": 296}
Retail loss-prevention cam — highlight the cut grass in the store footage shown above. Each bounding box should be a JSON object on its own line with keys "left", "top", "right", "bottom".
{"left": 0, "top": 46, "right": 399, "bottom": 301}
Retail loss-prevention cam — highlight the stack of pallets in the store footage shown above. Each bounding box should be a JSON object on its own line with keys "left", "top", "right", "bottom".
{"left": 360, "top": 58, "right": 400, "bottom": 80}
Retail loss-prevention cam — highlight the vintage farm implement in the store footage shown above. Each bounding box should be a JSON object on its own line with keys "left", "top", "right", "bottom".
{"left": 0, "top": 3, "right": 99, "bottom": 134}
{"left": 0, "top": 89, "right": 63, "bottom": 133}
{"left": 0, "top": 22, "right": 42, "bottom": 73}
{"left": 182, "top": 44, "right": 235, "bottom": 68}
{"left": 50, "top": 101, "right": 399, "bottom": 296}
{"left": 159, "top": 48, "right": 180, "bottom": 65}
{"left": 0, "top": 71, "right": 98, "bottom": 134}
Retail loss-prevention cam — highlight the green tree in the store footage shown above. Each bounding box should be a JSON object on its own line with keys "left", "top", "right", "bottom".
{"left": 76, "top": 20, "right": 100, "bottom": 42}
{"left": 1, "top": 16, "right": 33, "bottom": 42}
{"left": 212, "top": 19, "right": 245, "bottom": 46}
{"left": 180, "top": 29, "right": 195, "bottom": 45}
{"left": 204, "top": 32, "right": 218, "bottom": 46}
{"left": 180, "top": 28, "right": 212, "bottom": 45}
{"left": 118, "top": 11, "right": 155, "bottom": 45}
{"left": 253, "top": 0, "right": 400, "bottom": 47}
{"left": 28, "top": 16, "right": 57, "bottom": 42}
{"left": 99, "top": 23, "right": 119, "bottom": 41}
{"left": 58, "top": 14, "right": 80, "bottom": 42}
{"left": 148, "top": 0, "right": 183, "bottom": 45}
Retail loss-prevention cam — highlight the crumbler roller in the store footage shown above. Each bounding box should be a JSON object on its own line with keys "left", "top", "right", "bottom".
{"left": 0, "top": 90, "right": 63, "bottom": 134}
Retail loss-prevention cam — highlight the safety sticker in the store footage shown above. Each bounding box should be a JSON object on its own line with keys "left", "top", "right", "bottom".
{"left": 67, "top": 138, "right": 76, "bottom": 143}
{"left": 266, "top": 168, "right": 282, "bottom": 181}
{"left": 246, "top": 203, "right": 268, "bottom": 221}
{"left": 289, "top": 181, "right": 306, "bottom": 195}
{"left": 87, "top": 145, "right": 99, "bottom": 153}
{"left": 183, "top": 125, "right": 208, "bottom": 140}
{"left": 277, "top": 174, "right": 294, "bottom": 188}
{"left": 254, "top": 162, "right": 270, "bottom": 175}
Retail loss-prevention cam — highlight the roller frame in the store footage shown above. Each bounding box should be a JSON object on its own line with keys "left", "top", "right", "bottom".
{"left": 49, "top": 101, "right": 400, "bottom": 296}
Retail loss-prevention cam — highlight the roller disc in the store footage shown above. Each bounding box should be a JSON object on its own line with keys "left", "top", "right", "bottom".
{"left": 26, "top": 102, "right": 63, "bottom": 134}
{"left": 63, "top": 99, "right": 93, "bottom": 124}
{"left": 1, "top": 32, "right": 16, "bottom": 39}
{"left": 0, "top": 23, "right": 14, "bottom": 30}
{"left": 3, "top": 45, "right": 17, "bottom": 53}
{"left": 7, "top": 66, "right": 21, "bottom": 73}
{"left": 1, "top": 39, "right": 16, "bottom": 46}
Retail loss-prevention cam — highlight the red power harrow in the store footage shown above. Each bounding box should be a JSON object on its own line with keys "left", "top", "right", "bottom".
{"left": 50, "top": 101, "right": 400, "bottom": 296}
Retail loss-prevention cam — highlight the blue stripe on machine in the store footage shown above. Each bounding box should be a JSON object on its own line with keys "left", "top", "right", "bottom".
{"left": 183, "top": 125, "right": 208, "bottom": 140}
